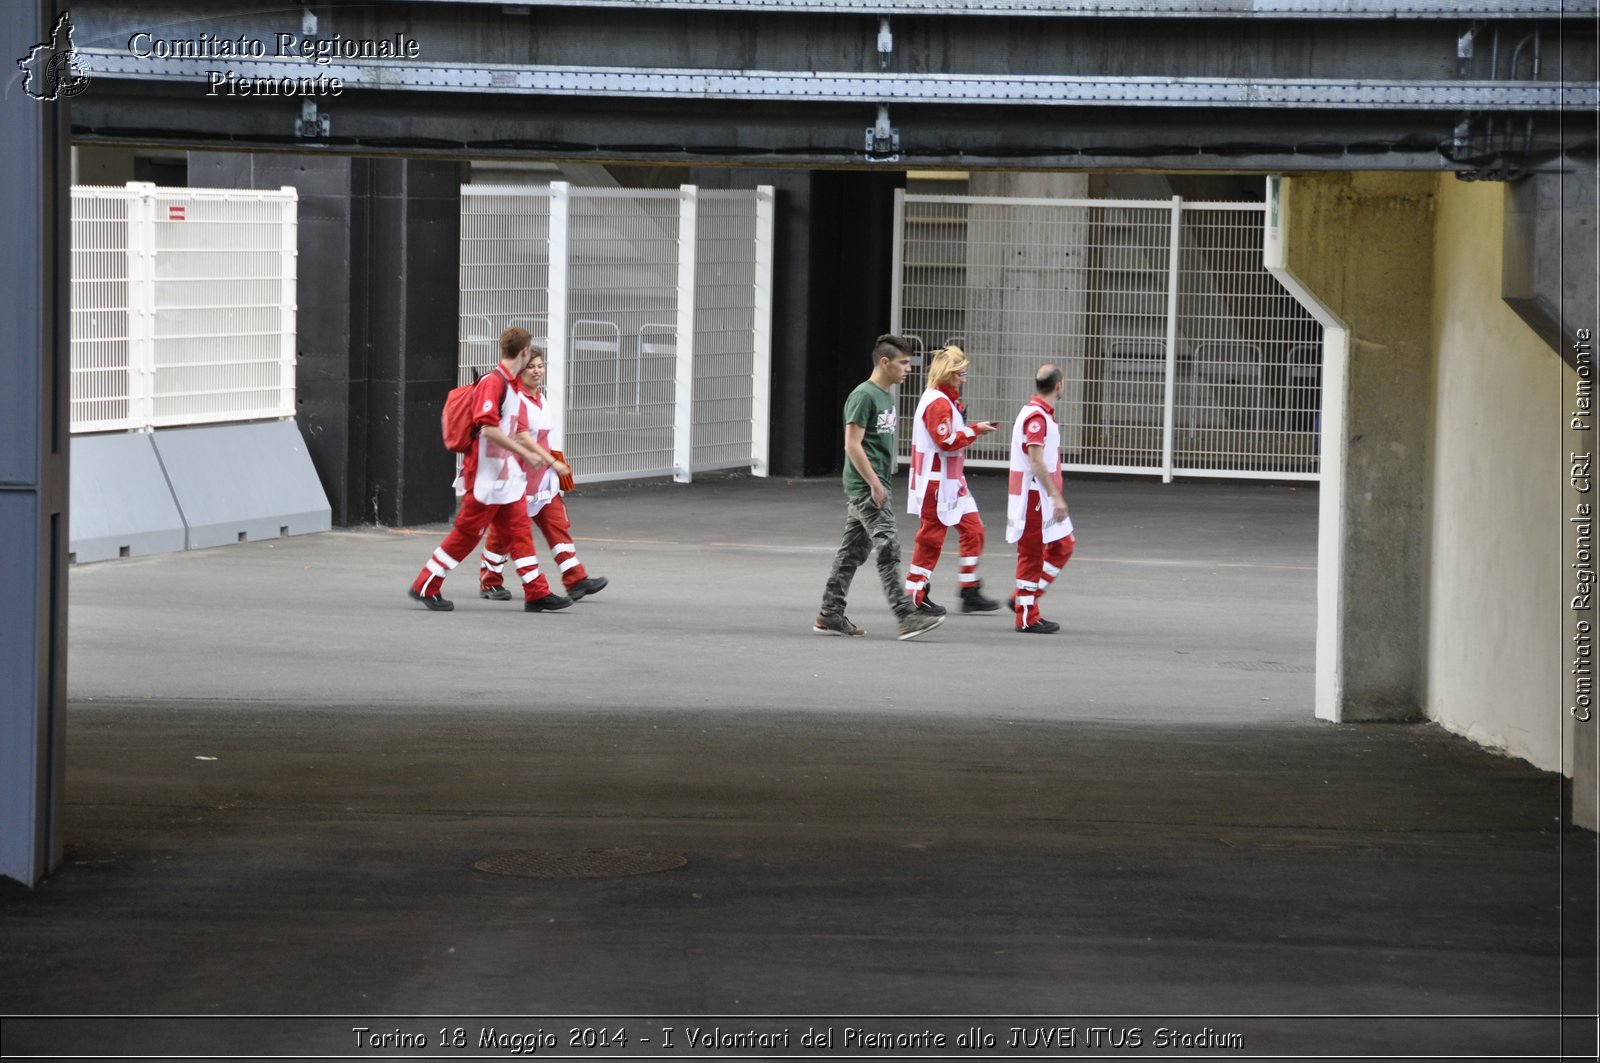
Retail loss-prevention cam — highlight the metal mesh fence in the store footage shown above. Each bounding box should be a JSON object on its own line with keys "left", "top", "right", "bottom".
{"left": 692, "top": 192, "right": 761, "bottom": 472}
{"left": 894, "top": 192, "right": 1323, "bottom": 481}
{"left": 1174, "top": 206, "right": 1323, "bottom": 476}
{"left": 458, "top": 184, "right": 772, "bottom": 484}
{"left": 69, "top": 183, "right": 298, "bottom": 434}
{"left": 459, "top": 187, "right": 551, "bottom": 385}
{"left": 147, "top": 190, "right": 296, "bottom": 428}
{"left": 70, "top": 188, "right": 134, "bottom": 432}
{"left": 566, "top": 188, "right": 681, "bottom": 481}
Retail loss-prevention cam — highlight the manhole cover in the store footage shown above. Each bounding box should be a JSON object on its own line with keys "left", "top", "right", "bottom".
{"left": 473, "top": 849, "right": 687, "bottom": 880}
{"left": 1219, "top": 660, "right": 1314, "bottom": 673}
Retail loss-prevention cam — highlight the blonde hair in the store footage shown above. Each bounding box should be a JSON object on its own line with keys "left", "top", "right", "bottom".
{"left": 927, "top": 345, "right": 969, "bottom": 390}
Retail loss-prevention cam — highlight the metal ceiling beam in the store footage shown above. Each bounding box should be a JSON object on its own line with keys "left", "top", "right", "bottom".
{"left": 76, "top": 51, "right": 1593, "bottom": 111}
{"left": 62, "top": 0, "right": 1597, "bottom": 171}
{"left": 410, "top": 0, "right": 1593, "bottom": 18}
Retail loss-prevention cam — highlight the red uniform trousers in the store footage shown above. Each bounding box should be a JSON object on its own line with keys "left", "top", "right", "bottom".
{"left": 906, "top": 488, "right": 985, "bottom": 605}
{"left": 1013, "top": 499, "right": 1075, "bottom": 629}
{"left": 480, "top": 495, "right": 589, "bottom": 593}
{"left": 411, "top": 493, "right": 553, "bottom": 601}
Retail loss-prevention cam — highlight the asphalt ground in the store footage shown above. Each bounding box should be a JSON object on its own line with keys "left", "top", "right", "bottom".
{"left": 2, "top": 472, "right": 1594, "bottom": 1061}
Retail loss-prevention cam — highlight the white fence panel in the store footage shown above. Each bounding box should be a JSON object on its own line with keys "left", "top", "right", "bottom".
{"left": 69, "top": 183, "right": 298, "bottom": 435}
{"left": 566, "top": 187, "right": 682, "bottom": 482}
{"left": 1173, "top": 205, "right": 1322, "bottom": 478}
{"left": 692, "top": 191, "right": 763, "bottom": 474}
{"left": 893, "top": 191, "right": 1323, "bottom": 482}
{"left": 458, "top": 183, "right": 772, "bottom": 485}
{"left": 459, "top": 186, "right": 552, "bottom": 385}
{"left": 70, "top": 188, "right": 135, "bottom": 433}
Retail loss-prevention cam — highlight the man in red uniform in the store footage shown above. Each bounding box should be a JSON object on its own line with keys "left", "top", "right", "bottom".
{"left": 905, "top": 345, "right": 1001, "bottom": 615}
{"left": 1005, "top": 364, "right": 1076, "bottom": 634}
{"left": 407, "top": 327, "right": 573, "bottom": 613}
{"left": 477, "top": 348, "right": 608, "bottom": 603}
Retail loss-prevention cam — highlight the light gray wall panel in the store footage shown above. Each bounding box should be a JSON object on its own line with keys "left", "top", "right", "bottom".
{"left": 153, "top": 421, "right": 332, "bottom": 551}
{"left": 69, "top": 433, "right": 187, "bottom": 563}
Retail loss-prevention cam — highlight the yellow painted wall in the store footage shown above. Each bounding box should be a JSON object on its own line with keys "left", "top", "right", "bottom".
{"left": 1426, "top": 176, "right": 1573, "bottom": 773}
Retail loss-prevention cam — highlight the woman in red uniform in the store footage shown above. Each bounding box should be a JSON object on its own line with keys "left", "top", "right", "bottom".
{"left": 904, "top": 345, "right": 1001, "bottom": 615}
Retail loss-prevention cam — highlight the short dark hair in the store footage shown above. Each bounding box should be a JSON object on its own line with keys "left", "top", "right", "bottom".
{"left": 872, "top": 334, "right": 913, "bottom": 364}
{"left": 1036, "top": 365, "right": 1063, "bottom": 394}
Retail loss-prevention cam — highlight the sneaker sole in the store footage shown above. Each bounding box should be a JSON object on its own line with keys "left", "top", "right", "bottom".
{"left": 812, "top": 625, "right": 863, "bottom": 637}
{"left": 897, "top": 617, "right": 944, "bottom": 641}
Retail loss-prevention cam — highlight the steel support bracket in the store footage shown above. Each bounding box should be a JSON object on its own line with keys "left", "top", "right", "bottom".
{"left": 865, "top": 103, "right": 900, "bottom": 161}
{"left": 297, "top": 99, "right": 330, "bottom": 138}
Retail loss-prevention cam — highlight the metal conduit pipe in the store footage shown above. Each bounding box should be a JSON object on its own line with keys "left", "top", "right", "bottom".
{"left": 1524, "top": 31, "right": 1541, "bottom": 163}
{"left": 1509, "top": 31, "right": 1540, "bottom": 79}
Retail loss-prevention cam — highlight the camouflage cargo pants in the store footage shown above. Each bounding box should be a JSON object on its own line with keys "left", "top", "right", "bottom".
{"left": 819, "top": 492, "right": 914, "bottom": 620}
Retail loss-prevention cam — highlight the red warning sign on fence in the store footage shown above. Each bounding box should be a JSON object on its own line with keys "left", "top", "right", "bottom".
{"left": 168, "top": 205, "right": 185, "bottom": 221}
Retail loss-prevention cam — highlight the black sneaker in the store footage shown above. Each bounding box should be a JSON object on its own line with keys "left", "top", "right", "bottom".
{"left": 1016, "top": 619, "right": 1061, "bottom": 634}
{"left": 569, "top": 576, "right": 609, "bottom": 601}
{"left": 525, "top": 593, "right": 574, "bottom": 612}
{"left": 960, "top": 585, "right": 1000, "bottom": 613}
{"left": 915, "top": 595, "right": 947, "bottom": 617}
{"left": 408, "top": 587, "right": 454, "bottom": 612}
{"left": 479, "top": 585, "right": 512, "bottom": 601}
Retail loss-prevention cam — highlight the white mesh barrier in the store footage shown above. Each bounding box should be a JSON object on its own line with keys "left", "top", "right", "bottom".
{"left": 567, "top": 188, "right": 681, "bottom": 480}
{"left": 459, "top": 184, "right": 774, "bottom": 484}
{"left": 894, "top": 192, "right": 1323, "bottom": 482}
{"left": 692, "top": 192, "right": 762, "bottom": 473}
{"left": 459, "top": 187, "right": 551, "bottom": 385}
{"left": 69, "top": 183, "right": 298, "bottom": 434}
{"left": 70, "top": 188, "right": 134, "bottom": 433}
{"left": 1174, "top": 206, "right": 1323, "bottom": 477}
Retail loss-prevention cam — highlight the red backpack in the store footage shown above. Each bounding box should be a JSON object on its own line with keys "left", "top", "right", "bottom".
{"left": 441, "top": 382, "right": 479, "bottom": 453}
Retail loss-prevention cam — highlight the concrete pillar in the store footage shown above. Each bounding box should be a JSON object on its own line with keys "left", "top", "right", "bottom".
{"left": 0, "top": 0, "right": 69, "bottom": 887}
{"left": 358, "top": 159, "right": 463, "bottom": 526}
{"left": 188, "top": 153, "right": 462, "bottom": 525}
{"left": 1286, "top": 173, "right": 1438, "bottom": 721}
{"left": 1503, "top": 154, "right": 1598, "bottom": 369}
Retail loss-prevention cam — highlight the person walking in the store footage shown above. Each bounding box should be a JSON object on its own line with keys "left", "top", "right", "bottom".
{"left": 1005, "top": 364, "right": 1076, "bottom": 634}
{"left": 814, "top": 334, "right": 944, "bottom": 641}
{"left": 477, "top": 348, "right": 609, "bottom": 603}
{"left": 905, "top": 344, "right": 1001, "bottom": 616}
{"left": 407, "top": 327, "right": 573, "bottom": 613}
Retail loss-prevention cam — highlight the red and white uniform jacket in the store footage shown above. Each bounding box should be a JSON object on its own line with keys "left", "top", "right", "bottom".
{"left": 515, "top": 389, "right": 563, "bottom": 517}
{"left": 1006, "top": 396, "right": 1073, "bottom": 545}
{"left": 908, "top": 384, "right": 981, "bottom": 527}
{"left": 454, "top": 365, "right": 529, "bottom": 506}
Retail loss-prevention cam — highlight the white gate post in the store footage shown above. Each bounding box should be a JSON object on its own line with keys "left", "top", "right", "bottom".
{"left": 751, "top": 185, "right": 775, "bottom": 478}
{"left": 1264, "top": 175, "right": 1349, "bottom": 723}
{"left": 126, "top": 182, "right": 157, "bottom": 432}
{"left": 889, "top": 188, "right": 906, "bottom": 334}
{"left": 1161, "top": 195, "right": 1183, "bottom": 483}
{"left": 277, "top": 187, "right": 299, "bottom": 420}
{"left": 546, "top": 182, "right": 571, "bottom": 449}
{"left": 673, "top": 185, "right": 699, "bottom": 484}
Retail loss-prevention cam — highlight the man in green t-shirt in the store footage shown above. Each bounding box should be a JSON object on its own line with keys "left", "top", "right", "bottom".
{"left": 814, "top": 335, "right": 945, "bottom": 641}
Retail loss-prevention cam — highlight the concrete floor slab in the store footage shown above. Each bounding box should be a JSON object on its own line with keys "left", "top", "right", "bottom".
{"left": 2, "top": 474, "right": 1593, "bottom": 1059}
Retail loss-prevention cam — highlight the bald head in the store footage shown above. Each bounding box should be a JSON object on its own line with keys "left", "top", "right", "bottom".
{"left": 1036, "top": 364, "right": 1063, "bottom": 395}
